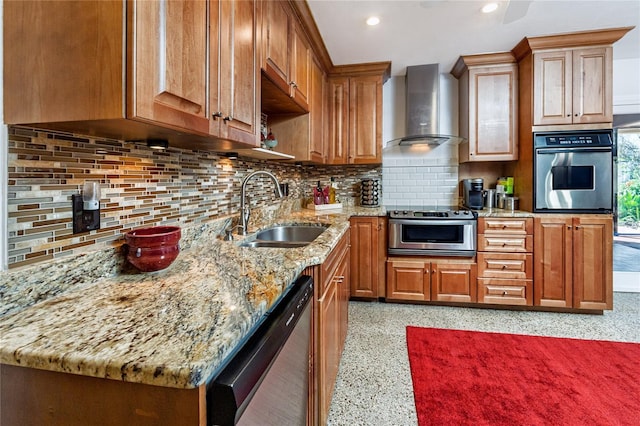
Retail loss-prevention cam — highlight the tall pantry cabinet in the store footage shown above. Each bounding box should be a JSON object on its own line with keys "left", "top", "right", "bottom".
{"left": 508, "top": 26, "right": 633, "bottom": 212}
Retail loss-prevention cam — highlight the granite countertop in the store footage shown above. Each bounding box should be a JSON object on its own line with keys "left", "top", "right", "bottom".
{"left": 0, "top": 206, "right": 385, "bottom": 390}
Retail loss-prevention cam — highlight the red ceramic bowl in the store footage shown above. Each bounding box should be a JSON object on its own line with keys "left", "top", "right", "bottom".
{"left": 124, "top": 226, "right": 181, "bottom": 272}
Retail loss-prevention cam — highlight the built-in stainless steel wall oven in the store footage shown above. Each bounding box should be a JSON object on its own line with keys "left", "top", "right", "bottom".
{"left": 534, "top": 129, "right": 614, "bottom": 213}
{"left": 388, "top": 207, "right": 477, "bottom": 257}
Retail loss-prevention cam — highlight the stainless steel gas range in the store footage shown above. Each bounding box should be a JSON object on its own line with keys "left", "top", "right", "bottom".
{"left": 388, "top": 206, "right": 478, "bottom": 257}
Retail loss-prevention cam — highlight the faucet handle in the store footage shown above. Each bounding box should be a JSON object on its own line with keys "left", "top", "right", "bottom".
{"left": 223, "top": 224, "right": 243, "bottom": 241}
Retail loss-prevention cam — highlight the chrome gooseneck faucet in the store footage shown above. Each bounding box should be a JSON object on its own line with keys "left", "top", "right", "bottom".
{"left": 239, "top": 171, "right": 284, "bottom": 235}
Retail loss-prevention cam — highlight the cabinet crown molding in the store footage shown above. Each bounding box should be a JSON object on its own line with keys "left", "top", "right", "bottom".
{"left": 511, "top": 26, "right": 635, "bottom": 61}
{"left": 450, "top": 52, "right": 516, "bottom": 79}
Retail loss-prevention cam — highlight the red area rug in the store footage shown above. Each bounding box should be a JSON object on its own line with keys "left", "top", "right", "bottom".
{"left": 406, "top": 326, "right": 640, "bottom": 426}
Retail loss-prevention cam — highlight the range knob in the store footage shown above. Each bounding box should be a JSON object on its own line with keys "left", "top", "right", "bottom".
{"left": 393, "top": 210, "right": 399, "bottom": 215}
{"left": 453, "top": 211, "right": 459, "bottom": 215}
{"left": 403, "top": 211, "right": 409, "bottom": 215}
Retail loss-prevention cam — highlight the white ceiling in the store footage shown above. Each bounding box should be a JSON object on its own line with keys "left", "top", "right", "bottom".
{"left": 306, "top": 0, "right": 640, "bottom": 76}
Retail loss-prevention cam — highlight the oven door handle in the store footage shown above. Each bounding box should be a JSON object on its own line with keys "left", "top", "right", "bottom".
{"left": 536, "top": 147, "right": 612, "bottom": 154}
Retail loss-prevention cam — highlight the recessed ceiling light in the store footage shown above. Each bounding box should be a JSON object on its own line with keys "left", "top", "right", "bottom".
{"left": 482, "top": 2, "right": 499, "bottom": 13}
{"left": 366, "top": 16, "right": 380, "bottom": 26}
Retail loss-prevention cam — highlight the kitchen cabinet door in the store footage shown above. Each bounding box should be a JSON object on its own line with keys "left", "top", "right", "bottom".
{"left": 534, "top": 215, "right": 613, "bottom": 310}
{"left": 261, "top": 0, "right": 309, "bottom": 111}
{"left": 328, "top": 74, "right": 383, "bottom": 165}
{"left": 262, "top": 0, "right": 290, "bottom": 94}
{"left": 452, "top": 53, "right": 518, "bottom": 162}
{"left": 572, "top": 216, "right": 613, "bottom": 310}
{"left": 386, "top": 259, "right": 430, "bottom": 301}
{"left": 431, "top": 262, "right": 477, "bottom": 303}
{"left": 3, "top": 1, "right": 124, "bottom": 125}
{"left": 212, "top": 0, "right": 260, "bottom": 145}
{"left": 132, "top": 0, "right": 210, "bottom": 134}
{"left": 533, "top": 47, "right": 612, "bottom": 126}
{"left": 317, "top": 278, "right": 340, "bottom": 425}
{"left": 336, "top": 248, "right": 351, "bottom": 351}
{"left": 328, "top": 77, "right": 350, "bottom": 164}
{"left": 350, "top": 217, "right": 385, "bottom": 299}
{"left": 534, "top": 216, "right": 573, "bottom": 308}
{"left": 533, "top": 50, "right": 573, "bottom": 126}
{"left": 310, "top": 57, "right": 327, "bottom": 163}
{"left": 572, "top": 47, "right": 613, "bottom": 125}
{"left": 291, "top": 21, "right": 311, "bottom": 108}
{"left": 316, "top": 231, "right": 350, "bottom": 425}
{"left": 349, "top": 75, "right": 383, "bottom": 164}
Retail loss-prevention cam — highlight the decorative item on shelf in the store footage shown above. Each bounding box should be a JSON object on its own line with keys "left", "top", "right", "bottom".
{"left": 360, "top": 179, "right": 380, "bottom": 207}
{"left": 124, "top": 226, "right": 181, "bottom": 272}
{"left": 264, "top": 129, "right": 278, "bottom": 150}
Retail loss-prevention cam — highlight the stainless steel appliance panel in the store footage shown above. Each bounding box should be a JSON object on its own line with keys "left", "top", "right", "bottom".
{"left": 207, "top": 276, "right": 313, "bottom": 426}
{"left": 534, "top": 130, "right": 613, "bottom": 213}
{"left": 388, "top": 217, "right": 477, "bottom": 257}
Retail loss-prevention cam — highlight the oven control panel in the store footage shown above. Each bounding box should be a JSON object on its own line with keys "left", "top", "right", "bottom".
{"left": 388, "top": 209, "right": 475, "bottom": 219}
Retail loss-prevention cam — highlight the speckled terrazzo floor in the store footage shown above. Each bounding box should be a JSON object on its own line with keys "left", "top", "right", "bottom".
{"left": 327, "top": 292, "right": 640, "bottom": 426}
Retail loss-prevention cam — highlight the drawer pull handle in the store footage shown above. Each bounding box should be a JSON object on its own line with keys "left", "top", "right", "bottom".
{"left": 502, "top": 265, "right": 507, "bottom": 269}
{"left": 503, "top": 291, "right": 508, "bottom": 296}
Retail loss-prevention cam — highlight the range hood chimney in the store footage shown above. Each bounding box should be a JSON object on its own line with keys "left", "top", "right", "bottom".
{"left": 388, "top": 64, "right": 462, "bottom": 146}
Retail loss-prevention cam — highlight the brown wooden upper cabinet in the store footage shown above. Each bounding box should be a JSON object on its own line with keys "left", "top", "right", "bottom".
{"left": 210, "top": 0, "right": 261, "bottom": 145}
{"left": 3, "top": 0, "right": 260, "bottom": 149}
{"left": 451, "top": 52, "right": 518, "bottom": 162}
{"left": 328, "top": 69, "right": 388, "bottom": 165}
{"left": 512, "top": 27, "right": 633, "bottom": 131}
{"left": 268, "top": 54, "right": 326, "bottom": 163}
{"left": 262, "top": 0, "right": 310, "bottom": 111}
{"left": 533, "top": 47, "right": 612, "bottom": 126}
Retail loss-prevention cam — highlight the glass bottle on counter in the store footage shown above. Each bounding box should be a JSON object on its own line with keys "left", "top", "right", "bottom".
{"left": 314, "top": 181, "right": 324, "bottom": 205}
{"left": 328, "top": 177, "right": 337, "bottom": 204}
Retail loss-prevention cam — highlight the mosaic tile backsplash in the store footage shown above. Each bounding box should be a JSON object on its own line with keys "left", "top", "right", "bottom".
{"left": 7, "top": 126, "right": 381, "bottom": 268}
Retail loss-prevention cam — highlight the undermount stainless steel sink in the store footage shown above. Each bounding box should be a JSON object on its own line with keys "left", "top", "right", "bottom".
{"left": 239, "top": 224, "right": 329, "bottom": 248}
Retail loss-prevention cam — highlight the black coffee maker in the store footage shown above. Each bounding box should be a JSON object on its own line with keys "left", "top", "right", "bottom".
{"left": 462, "top": 178, "right": 484, "bottom": 209}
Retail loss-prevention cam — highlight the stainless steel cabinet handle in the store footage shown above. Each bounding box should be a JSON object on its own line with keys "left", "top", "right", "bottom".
{"left": 212, "top": 112, "right": 223, "bottom": 120}
{"left": 223, "top": 115, "right": 233, "bottom": 122}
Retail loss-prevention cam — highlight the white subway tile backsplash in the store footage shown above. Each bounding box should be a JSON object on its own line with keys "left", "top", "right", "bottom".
{"left": 381, "top": 161, "right": 459, "bottom": 207}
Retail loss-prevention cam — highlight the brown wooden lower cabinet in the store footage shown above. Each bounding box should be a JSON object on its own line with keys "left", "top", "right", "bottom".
{"left": 477, "top": 277, "right": 533, "bottom": 305}
{"left": 534, "top": 215, "right": 613, "bottom": 310}
{"left": 0, "top": 364, "right": 205, "bottom": 426}
{"left": 349, "top": 216, "right": 386, "bottom": 299}
{"left": 313, "top": 230, "right": 350, "bottom": 425}
{"left": 386, "top": 258, "right": 477, "bottom": 303}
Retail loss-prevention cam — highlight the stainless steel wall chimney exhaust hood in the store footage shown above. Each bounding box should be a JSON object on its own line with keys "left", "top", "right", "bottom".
{"left": 387, "top": 64, "right": 463, "bottom": 147}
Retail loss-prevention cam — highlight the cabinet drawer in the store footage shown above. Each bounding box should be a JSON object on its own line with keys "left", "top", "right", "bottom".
{"left": 321, "top": 231, "right": 350, "bottom": 295}
{"left": 477, "top": 253, "right": 532, "bottom": 279}
{"left": 479, "top": 217, "right": 533, "bottom": 235}
{"left": 478, "top": 234, "right": 533, "bottom": 252}
{"left": 477, "top": 278, "right": 533, "bottom": 305}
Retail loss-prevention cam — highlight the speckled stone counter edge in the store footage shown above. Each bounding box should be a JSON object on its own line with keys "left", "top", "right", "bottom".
{"left": 0, "top": 200, "right": 385, "bottom": 390}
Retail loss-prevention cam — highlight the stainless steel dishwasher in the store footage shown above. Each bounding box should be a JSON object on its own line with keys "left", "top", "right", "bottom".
{"left": 207, "top": 275, "right": 313, "bottom": 426}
